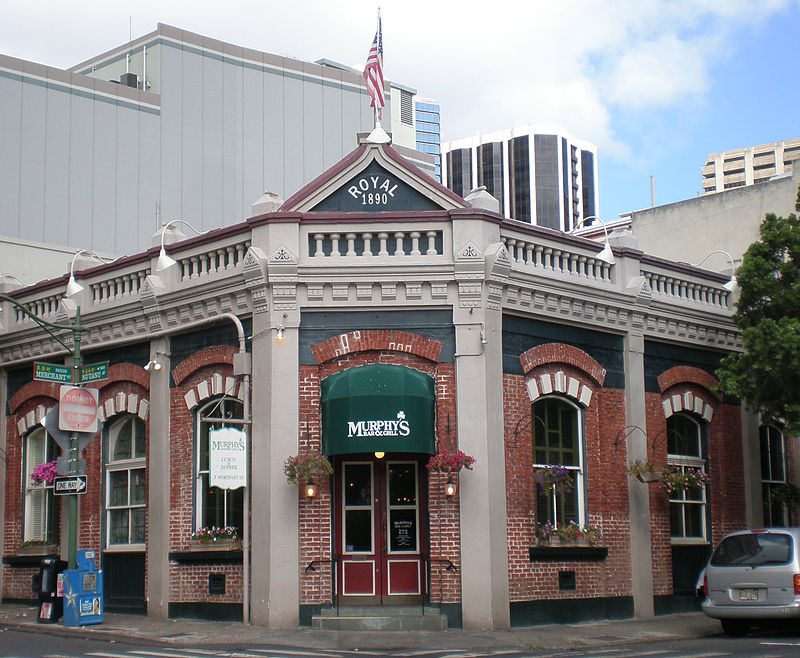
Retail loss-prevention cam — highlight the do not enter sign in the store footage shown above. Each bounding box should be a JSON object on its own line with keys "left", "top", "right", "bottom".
{"left": 59, "top": 385, "right": 99, "bottom": 433}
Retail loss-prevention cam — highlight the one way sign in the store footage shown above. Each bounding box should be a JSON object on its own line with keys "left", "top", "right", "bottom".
{"left": 53, "top": 475, "right": 87, "bottom": 495}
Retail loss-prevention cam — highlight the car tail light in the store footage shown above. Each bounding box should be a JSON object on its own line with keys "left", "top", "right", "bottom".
{"left": 704, "top": 574, "right": 709, "bottom": 597}
{"left": 794, "top": 574, "right": 800, "bottom": 596}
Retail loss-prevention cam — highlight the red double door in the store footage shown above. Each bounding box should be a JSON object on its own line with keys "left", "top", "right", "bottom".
{"left": 334, "top": 456, "right": 426, "bottom": 604}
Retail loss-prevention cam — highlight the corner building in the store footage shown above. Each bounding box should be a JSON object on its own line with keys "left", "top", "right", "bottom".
{"left": 0, "top": 133, "right": 767, "bottom": 630}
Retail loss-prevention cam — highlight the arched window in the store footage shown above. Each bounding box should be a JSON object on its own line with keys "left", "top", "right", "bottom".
{"left": 760, "top": 424, "right": 789, "bottom": 527}
{"left": 105, "top": 415, "right": 147, "bottom": 547}
{"left": 195, "top": 397, "right": 244, "bottom": 533}
{"left": 24, "top": 427, "right": 59, "bottom": 542}
{"left": 532, "top": 397, "right": 585, "bottom": 526}
{"left": 667, "top": 413, "right": 707, "bottom": 541}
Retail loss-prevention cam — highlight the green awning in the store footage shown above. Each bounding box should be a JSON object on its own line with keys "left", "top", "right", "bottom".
{"left": 321, "top": 364, "right": 435, "bottom": 456}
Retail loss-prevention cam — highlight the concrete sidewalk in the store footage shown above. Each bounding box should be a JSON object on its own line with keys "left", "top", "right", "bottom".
{"left": 0, "top": 603, "right": 721, "bottom": 652}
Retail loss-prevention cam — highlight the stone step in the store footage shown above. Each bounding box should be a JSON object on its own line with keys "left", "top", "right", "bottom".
{"left": 312, "top": 606, "right": 448, "bottom": 631}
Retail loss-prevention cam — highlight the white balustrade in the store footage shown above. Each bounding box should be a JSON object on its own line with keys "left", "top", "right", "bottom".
{"left": 308, "top": 230, "right": 443, "bottom": 258}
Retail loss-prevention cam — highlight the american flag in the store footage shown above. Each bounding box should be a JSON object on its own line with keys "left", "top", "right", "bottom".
{"left": 363, "top": 15, "right": 384, "bottom": 120}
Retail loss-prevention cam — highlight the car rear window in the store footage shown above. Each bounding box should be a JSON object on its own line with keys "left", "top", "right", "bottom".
{"left": 711, "top": 533, "right": 792, "bottom": 566}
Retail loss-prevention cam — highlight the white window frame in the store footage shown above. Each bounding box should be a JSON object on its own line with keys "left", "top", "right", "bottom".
{"left": 760, "top": 424, "right": 789, "bottom": 527}
{"left": 104, "top": 415, "right": 147, "bottom": 551}
{"left": 23, "top": 427, "right": 57, "bottom": 543}
{"left": 194, "top": 397, "right": 244, "bottom": 533}
{"left": 531, "top": 396, "right": 586, "bottom": 527}
{"left": 667, "top": 413, "right": 708, "bottom": 545}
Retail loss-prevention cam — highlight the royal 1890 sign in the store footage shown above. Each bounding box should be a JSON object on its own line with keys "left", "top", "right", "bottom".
{"left": 311, "top": 162, "right": 442, "bottom": 213}
{"left": 346, "top": 175, "right": 399, "bottom": 208}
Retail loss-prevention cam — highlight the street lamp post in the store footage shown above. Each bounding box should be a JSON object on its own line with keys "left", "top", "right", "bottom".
{"left": 0, "top": 294, "right": 85, "bottom": 569}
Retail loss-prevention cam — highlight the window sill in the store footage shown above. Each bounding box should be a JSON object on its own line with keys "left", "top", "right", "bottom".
{"left": 529, "top": 545, "right": 608, "bottom": 561}
{"left": 104, "top": 544, "right": 145, "bottom": 553}
{"left": 169, "top": 548, "right": 243, "bottom": 564}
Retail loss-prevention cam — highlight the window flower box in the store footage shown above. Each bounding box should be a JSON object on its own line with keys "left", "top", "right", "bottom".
{"left": 18, "top": 542, "right": 59, "bottom": 556}
{"left": 189, "top": 538, "right": 242, "bottom": 552}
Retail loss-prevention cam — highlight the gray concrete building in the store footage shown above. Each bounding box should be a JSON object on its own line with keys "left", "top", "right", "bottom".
{"left": 0, "top": 23, "right": 431, "bottom": 283}
{"left": 626, "top": 158, "right": 800, "bottom": 269}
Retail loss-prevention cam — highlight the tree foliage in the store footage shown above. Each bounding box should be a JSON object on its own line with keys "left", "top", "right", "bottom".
{"left": 716, "top": 185, "right": 800, "bottom": 431}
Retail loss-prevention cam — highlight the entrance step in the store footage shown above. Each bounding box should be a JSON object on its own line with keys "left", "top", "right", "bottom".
{"left": 312, "top": 605, "right": 448, "bottom": 631}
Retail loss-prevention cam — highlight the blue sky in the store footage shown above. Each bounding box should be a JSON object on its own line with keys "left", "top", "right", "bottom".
{"left": 3, "top": 0, "right": 799, "bottom": 222}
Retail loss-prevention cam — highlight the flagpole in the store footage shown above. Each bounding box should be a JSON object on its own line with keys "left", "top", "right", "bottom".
{"left": 375, "top": 7, "right": 381, "bottom": 130}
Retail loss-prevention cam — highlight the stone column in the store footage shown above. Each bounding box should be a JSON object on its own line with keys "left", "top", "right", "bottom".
{"left": 623, "top": 328, "right": 655, "bottom": 618}
{"left": 453, "top": 295, "right": 510, "bottom": 630}
{"left": 146, "top": 337, "right": 171, "bottom": 618}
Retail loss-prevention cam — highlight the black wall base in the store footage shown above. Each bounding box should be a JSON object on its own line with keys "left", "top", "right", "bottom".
{"left": 510, "top": 596, "right": 633, "bottom": 626}
{"left": 168, "top": 602, "right": 242, "bottom": 622}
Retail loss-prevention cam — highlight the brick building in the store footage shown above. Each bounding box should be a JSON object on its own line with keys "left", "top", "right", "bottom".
{"left": 0, "top": 130, "right": 777, "bottom": 630}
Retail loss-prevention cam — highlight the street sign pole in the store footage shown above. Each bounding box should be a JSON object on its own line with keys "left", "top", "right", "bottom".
{"left": 67, "top": 308, "right": 82, "bottom": 570}
{"left": 0, "top": 294, "right": 86, "bottom": 570}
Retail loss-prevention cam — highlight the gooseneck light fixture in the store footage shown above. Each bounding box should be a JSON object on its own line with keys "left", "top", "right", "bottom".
{"left": 65, "top": 250, "right": 111, "bottom": 297}
{"left": 155, "top": 219, "right": 203, "bottom": 271}
{"left": 570, "top": 215, "right": 615, "bottom": 265}
{"left": 693, "top": 250, "right": 738, "bottom": 292}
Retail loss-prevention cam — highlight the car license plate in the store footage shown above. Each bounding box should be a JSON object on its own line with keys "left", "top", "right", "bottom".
{"left": 738, "top": 588, "right": 759, "bottom": 601}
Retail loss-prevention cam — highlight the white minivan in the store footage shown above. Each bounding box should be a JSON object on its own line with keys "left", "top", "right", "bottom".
{"left": 701, "top": 528, "right": 800, "bottom": 635}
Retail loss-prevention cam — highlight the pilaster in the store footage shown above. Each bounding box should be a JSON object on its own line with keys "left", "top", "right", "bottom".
{"left": 146, "top": 337, "right": 171, "bottom": 619}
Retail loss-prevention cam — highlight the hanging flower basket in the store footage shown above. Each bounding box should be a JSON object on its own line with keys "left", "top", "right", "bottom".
{"left": 427, "top": 450, "right": 476, "bottom": 473}
{"left": 284, "top": 453, "right": 333, "bottom": 485}
{"left": 661, "top": 464, "right": 709, "bottom": 495}
{"left": 626, "top": 458, "right": 664, "bottom": 484}
{"left": 532, "top": 465, "right": 574, "bottom": 496}
{"left": 30, "top": 460, "right": 58, "bottom": 486}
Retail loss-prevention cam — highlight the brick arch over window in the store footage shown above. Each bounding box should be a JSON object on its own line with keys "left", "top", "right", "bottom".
{"left": 172, "top": 346, "right": 237, "bottom": 386}
{"left": 182, "top": 374, "right": 246, "bottom": 411}
{"left": 658, "top": 366, "right": 720, "bottom": 423}
{"left": 311, "top": 330, "right": 443, "bottom": 365}
{"left": 519, "top": 343, "right": 605, "bottom": 408}
{"left": 9, "top": 381, "right": 60, "bottom": 436}
{"left": 95, "top": 363, "right": 151, "bottom": 423}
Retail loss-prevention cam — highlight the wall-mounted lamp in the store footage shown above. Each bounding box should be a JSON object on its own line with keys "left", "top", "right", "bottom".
{"left": 65, "top": 250, "right": 111, "bottom": 297}
{"left": 155, "top": 219, "right": 202, "bottom": 271}
{"left": 144, "top": 351, "right": 169, "bottom": 372}
{"left": 480, "top": 325, "right": 488, "bottom": 345}
{"left": 374, "top": 451, "right": 385, "bottom": 459}
{"left": 570, "top": 215, "right": 615, "bottom": 265}
{"left": 693, "top": 250, "right": 738, "bottom": 291}
{"left": 275, "top": 312, "right": 288, "bottom": 342}
{"left": 444, "top": 476, "right": 458, "bottom": 497}
{"left": 304, "top": 482, "right": 319, "bottom": 498}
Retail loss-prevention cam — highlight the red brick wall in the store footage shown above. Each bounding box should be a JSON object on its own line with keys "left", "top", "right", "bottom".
{"left": 505, "top": 361, "right": 632, "bottom": 603}
{"left": 2, "top": 368, "right": 150, "bottom": 600}
{"left": 299, "top": 333, "right": 461, "bottom": 606}
{"left": 646, "top": 376, "right": 746, "bottom": 595}
{"left": 168, "top": 347, "right": 243, "bottom": 604}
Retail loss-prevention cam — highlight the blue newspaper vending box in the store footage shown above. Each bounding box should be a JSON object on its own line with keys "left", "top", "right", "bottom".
{"left": 62, "top": 550, "right": 103, "bottom": 627}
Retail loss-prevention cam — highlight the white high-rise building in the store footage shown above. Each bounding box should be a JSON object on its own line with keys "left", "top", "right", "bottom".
{"left": 441, "top": 124, "right": 599, "bottom": 231}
